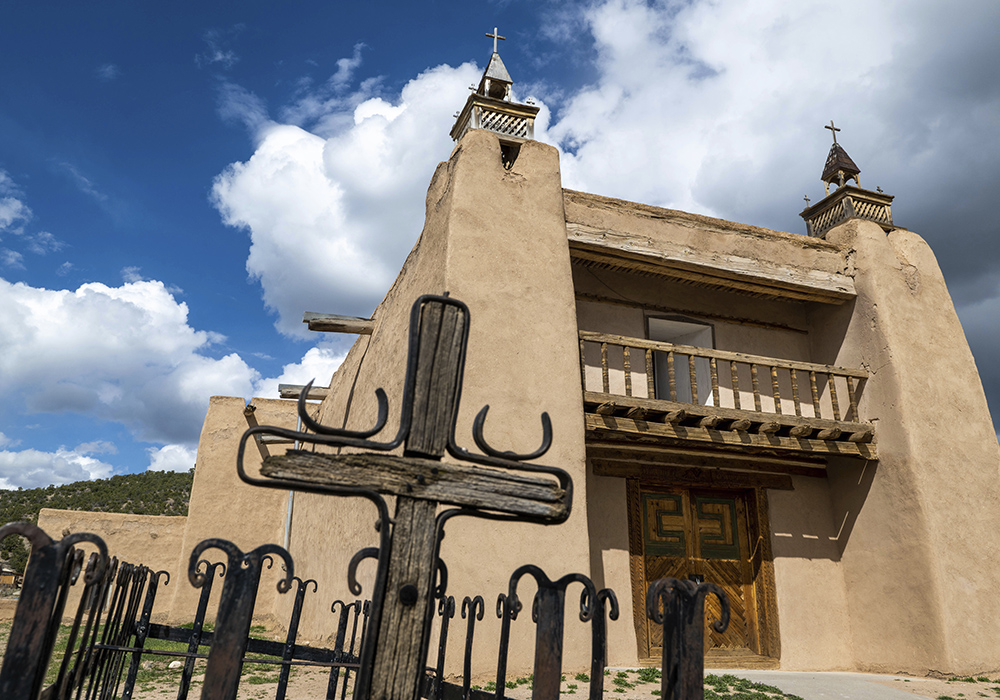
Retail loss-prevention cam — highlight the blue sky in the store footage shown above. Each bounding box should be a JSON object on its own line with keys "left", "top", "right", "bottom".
{"left": 1, "top": 0, "right": 998, "bottom": 487}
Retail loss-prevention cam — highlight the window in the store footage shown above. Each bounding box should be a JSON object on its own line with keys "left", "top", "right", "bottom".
{"left": 648, "top": 317, "right": 714, "bottom": 405}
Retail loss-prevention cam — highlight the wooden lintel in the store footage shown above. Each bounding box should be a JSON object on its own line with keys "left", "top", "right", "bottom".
{"left": 302, "top": 312, "right": 375, "bottom": 335}
{"left": 592, "top": 460, "right": 795, "bottom": 490}
{"left": 567, "top": 223, "right": 856, "bottom": 304}
{"left": 586, "top": 440, "right": 827, "bottom": 474}
{"left": 278, "top": 384, "right": 330, "bottom": 400}
{"left": 584, "top": 412, "right": 876, "bottom": 460}
{"left": 261, "top": 450, "right": 567, "bottom": 520}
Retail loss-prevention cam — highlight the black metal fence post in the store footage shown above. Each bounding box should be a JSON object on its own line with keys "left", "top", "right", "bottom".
{"left": 121, "top": 569, "right": 171, "bottom": 700}
{"left": 0, "top": 523, "right": 108, "bottom": 700}
{"left": 434, "top": 596, "right": 456, "bottom": 700}
{"left": 587, "top": 588, "right": 618, "bottom": 700}
{"left": 189, "top": 539, "right": 293, "bottom": 700}
{"left": 275, "top": 576, "right": 317, "bottom": 700}
{"left": 460, "top": 596, "right": 484, "bottom": 700}
{"left": 647, "top": 578, "right": 729, "bottom": 700}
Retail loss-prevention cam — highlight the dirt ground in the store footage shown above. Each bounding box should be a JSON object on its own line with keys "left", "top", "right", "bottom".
{"left": 871, "top": 674, "right": 1000, "bottom": 700}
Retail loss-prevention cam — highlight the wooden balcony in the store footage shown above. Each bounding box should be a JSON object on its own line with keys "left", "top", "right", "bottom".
{"left": 578, "top": 331, "right": 876, "bottom": 460}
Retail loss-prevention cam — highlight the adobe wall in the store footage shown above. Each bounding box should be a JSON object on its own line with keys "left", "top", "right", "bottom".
{"left": 165, "top": 396, "right": 298, "bottom": 627}
{"left": 285, "top": 129, "right": 593, "bottom": 673}
{"left": 819, "top": 219, "right": 1000, "bottom": 673}
{"left": 36, "top": 508, "right": 188, "bottom": 623}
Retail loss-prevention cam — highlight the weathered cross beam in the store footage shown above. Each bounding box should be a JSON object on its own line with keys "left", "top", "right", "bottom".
{"left": 237, "top": 294, "right": 572, "bottom": 700}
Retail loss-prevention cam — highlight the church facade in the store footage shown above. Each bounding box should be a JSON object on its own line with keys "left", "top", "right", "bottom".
{"left": 44, "top": 46, "right": 1000, "bottom": 675}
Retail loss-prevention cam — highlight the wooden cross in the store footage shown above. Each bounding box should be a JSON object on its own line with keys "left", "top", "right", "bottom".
{"left": 825, "top": 120, "right": 840, "bottom": 144}
{"left": 803, "top": 194, "right": 810, "bottom": 206}
{"left": 245, "top": 295, "right": 569, "bottom": 700}
{"left": 486, "top": 27, "right": 506, "bottom": 54}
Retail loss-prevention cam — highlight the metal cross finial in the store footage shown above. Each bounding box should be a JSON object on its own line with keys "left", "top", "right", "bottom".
{"left": 486, "top": 27, "right": 506, "bottom": 54}
{"left": 825, "top": 120, "right": 841, "bottom": 144}
{"left": 803, "top": 194, "right": 811, "bottom": 206}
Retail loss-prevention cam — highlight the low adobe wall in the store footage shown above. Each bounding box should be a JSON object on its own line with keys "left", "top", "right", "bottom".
{"left": 36, "top": 508, "right": 188, "bottom": 622}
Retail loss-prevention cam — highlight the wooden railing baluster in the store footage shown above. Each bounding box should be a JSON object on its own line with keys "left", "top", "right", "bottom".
{"left": 623, "top": 346, "right": 632, "bottom": 398}
{"left": 667, "top": 352, "right": 677, "bottom": 401}
{"left": 645, "top": 349, "right": 654, "bottom": 399}
{"left": 770, "top": 365, "right": 782, "bottom": 415}
{"left": 828, "top": 374, "right": 841, "bottom": 421}
{"left": 847, "top": 377, "right": 858, "bottom": 422}
{"left": 809, "top": 371, "right": 821, "bottom": 418}
{"left": 601, "top": 343, "right": 609, "bottom": 394}
{"left": 710, "top": 358, "right": 720, "bottom": 407}
{"left": 790, "top": 369, "right": 801, "bottom": 417}
{"left": 751, "top": 364, "right": 762, "bottom": 412}
{"left": 688, "top": 355, "right": 699, "bottom": 404}
{"left": 730, "top": 361, "right": 741, "bottom": 410}
{"left": 579, "top": 338, "right": 587, "bottom": 392}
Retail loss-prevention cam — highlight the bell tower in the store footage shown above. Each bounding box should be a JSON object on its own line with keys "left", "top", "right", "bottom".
{"left": 450, "top": 28, "right": 540, "bottom": 167}
{"left": 800, "top": 121, "right": 895, "bottom": 238}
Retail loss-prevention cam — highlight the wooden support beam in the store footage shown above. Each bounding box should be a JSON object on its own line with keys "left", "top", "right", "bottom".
{"left": 596, "top": 402, "right": 617, "bottom": 415}
{"left": 625, "top": 406, "right": 648, "bottom": 420}
{"left": 729, "top": 418, "right": 752, "bottom": 431}
{"left": 243, "top": 405, "right": 270, "bottom": 461}
{"left": 698, "top": 415, "right": 724, "bottom": 429}
{"left": 848, "top": 429, "right": 874, "bottom": 443}
{"left": 592, "top": 460, "right": 795, "bottom": 490}
{"left": 789, "top": 425, "right": 814, "bottom": 438}
{"left": 816, "top": 427, "right": 842, "bottom": 441}
{"left": 585, "top": 413, "right": 876, "bottom": 460}
{"left": 586, "top": 440, "right": 828, "bottom": 475}
{"left": 278, "top": 384, "right": 329, "bottom": 400}
{"left": 758, "top": 421, "right": 781, "bottom": 435}
{"left": 665, "top": 409, "right": 687, "bottom": 424}
{"left": 302, "top": 312, "right": 375, "bottom": 334}
{"left": 583, "top": 391, "right": 873, "bottom": 436}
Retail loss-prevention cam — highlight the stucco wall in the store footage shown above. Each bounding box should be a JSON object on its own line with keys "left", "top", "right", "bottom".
{"left": 285, "top": 130, "right": 593, "bottom": 674}
{"left": 767, "top": 477, "right": 853, "bottom": 669}
{"left": 818, "top": 219, "right": 1000, "bottom": 674}
{"left": 166, "top": 396, "right": 298, "bottom": 626}
{"left": 36, "top": 508, "right": 188, "bottom": 622}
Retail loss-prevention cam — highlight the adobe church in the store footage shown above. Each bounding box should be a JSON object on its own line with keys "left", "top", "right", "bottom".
{"left": 41, "top": 41, "right": 1000, "bottom": 675}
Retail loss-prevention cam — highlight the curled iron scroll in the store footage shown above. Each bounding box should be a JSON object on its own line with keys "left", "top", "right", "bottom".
{"left": 646, "top": 577, "right": 730, "bottom": 634}
{"left": 472, "top": 406, "right": 552, "bottom": 461}
{"left": 462, "top": 595, "right": 484, "bottom": 621}
{"left": 296, "top": 380, "right": 390, "bottom": 440}
{"left": 347, "top": 547, "right": 380, "bottom": 596}
{"left": 188, "top": 539, "right": 295, "bottom": 595}
{"left": 508, "top": 564, "right": 598, "bottom": 624}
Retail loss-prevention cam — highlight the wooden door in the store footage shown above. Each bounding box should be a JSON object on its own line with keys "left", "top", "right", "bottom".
{"left": 634, "top": 486, "right": 763, "bottom": 657}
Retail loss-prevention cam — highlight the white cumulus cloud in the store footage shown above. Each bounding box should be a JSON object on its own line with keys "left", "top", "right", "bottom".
{"left": 147, "top": 443, "right": 197, "bottom": 473}
{"left": 0, "top": 445, "right": 114, "bottom": 490}
{"left": 253, "top": 344, "right": 347, "bottom": 399}
{"left": 212, "top": 61, "right": 482, "bottom": 335}
{"left": 0, "top": 277, "right": 260, "bottom": 444}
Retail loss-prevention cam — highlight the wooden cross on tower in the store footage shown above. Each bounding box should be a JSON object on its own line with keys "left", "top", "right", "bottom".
{"left": 238, "top": 294, "right": 571, "bottom": 700}
{"left": 486, "top": 27, "right": 506, "bottom": 54}
{"left": 825, "top": 119, "right": 841, "bottom": 144}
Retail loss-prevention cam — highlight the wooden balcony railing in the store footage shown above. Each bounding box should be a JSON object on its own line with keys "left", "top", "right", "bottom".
{"left": 578, "top": 331, "right": 875, "bottom": 458}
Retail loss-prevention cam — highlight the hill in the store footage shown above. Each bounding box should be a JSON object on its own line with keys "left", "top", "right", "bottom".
{"left": 0, "top": 470, "right": 194, "bottom": 573}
